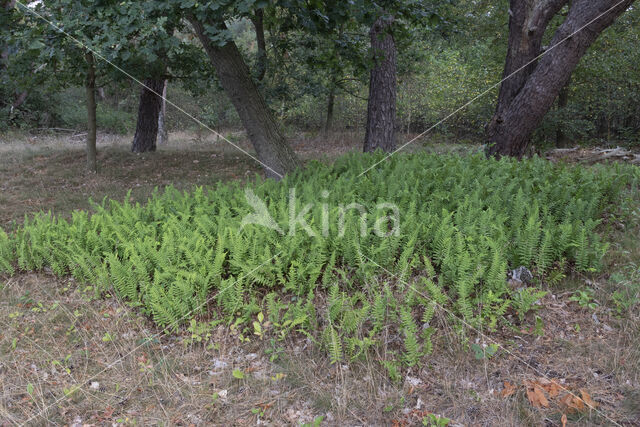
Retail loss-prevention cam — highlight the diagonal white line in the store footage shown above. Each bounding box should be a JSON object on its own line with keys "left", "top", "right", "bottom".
{"left": 20, "top": 250, "right": 283, "bottom": 425}
{"left": 13, "top": 1, "right": 284, "bottom": 179}
{"left": 358, "top": 251, "right": 622, "bottom": 427}
{"left": 357, "top": 0, "right": 631, "bottom": 177}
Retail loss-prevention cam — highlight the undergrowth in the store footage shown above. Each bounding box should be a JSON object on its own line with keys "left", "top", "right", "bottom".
{"left": 0, "top": 152, "right": 637, "bottom": 368}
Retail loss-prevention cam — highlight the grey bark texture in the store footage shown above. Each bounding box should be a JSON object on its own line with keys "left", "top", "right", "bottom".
{"left": 189, "top": 17, "right": 300, "bottom": 179}
{"left": 487, "top": 0, "right": 635, "bottom": 158}
{"left": 131, "top": 78, "right": 164, "bottom": 153}
{"left": 364, "top": 15, "right": 397, "bottom": 153}
{"left": 85, "top": 52, "right": 97, "bottom": 173}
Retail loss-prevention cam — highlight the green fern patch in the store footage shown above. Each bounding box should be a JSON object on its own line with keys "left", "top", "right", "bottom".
{"left": 0, "top": 152, "right": 637, "bottom": 370}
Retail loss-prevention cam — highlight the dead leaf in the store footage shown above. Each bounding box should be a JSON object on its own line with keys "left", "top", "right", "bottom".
{"left": 526, "top": 384, "right": 549, "bottom": 408}
{"left": 561, "top": 413, "right": 567, "bottom": 427}
{"left": 501, "top": 381, "right": 517, "bottom": 398}
{"left": 580, "top": 389, "right": 597, "bottom": 409}
{"left": 560, "top": 393, "right": 585, "bottom": 413}
{"left": 546, "top": 380, "right": 562, "bottom": 398}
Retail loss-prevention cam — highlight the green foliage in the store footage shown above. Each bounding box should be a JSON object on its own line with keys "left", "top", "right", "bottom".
{"left": 569, "top": 288, "right": 598, "bottom": 310}
{"left": 1, "top": 152, "right": 637, "bottom": 371}
{"left": 511, "top": 288, "right": 548, "bottom": 322}
{"left": 0, "top": 228, "right": 14, "bottom": 274}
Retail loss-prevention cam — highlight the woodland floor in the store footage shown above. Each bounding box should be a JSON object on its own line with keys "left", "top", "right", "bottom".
{"left": 0, "top": 131, "right": 639, "bottom": 426}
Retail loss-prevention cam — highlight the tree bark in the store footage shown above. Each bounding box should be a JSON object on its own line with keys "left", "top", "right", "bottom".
{"left": 364, "top": 15, "right": 397, "bottom": 153}
{"left": 487, "top": 0, "right": 635, "bottom": 157}
{"left": 189, "top": 17, "right": 300, "bottom": 179}
{"left": 324, "top": 75, "right": 337, "bottom": 136}
{"left": 157, "top": 79, "right": 168, "bottom": 145}
{"left": 131, "top": 78, "right": 164, "bottom": 153}
{"left": 251, "top": 9, "right": 267, "bottom": 82}
{"left": 556, "top": 79, "right": 570, "bottom": 147}
{"left": 85, "top": 52, "right": 97, "bottom": 173}
{"left": 495, "top": 0, "right": 569, "bottom": 112}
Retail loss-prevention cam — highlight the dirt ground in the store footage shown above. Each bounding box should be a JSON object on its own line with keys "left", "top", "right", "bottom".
{"left": 0, "top": 131, "right": 639, "bottom": 426}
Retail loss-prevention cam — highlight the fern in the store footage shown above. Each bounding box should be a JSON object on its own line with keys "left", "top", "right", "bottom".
{"left": 400, "top": 307, "right": 420, "bottom": 366}
{"left": 327, "top": 324, "right": 343, "bottom": 364}
{"left": 1, "top": 151, "right": 634, "bottom": 369}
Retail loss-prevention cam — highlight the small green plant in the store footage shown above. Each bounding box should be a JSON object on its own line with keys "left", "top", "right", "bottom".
{"left": 302, "top": 416, "right": 325, "bottom": 427}
{"left": 609, "top": 272, "right": 640, "bottom": 315}
{"left": 382, "top": 360, "right": 402, "bottom": 383}
{"left": 569, "top": 288, "right": 598, "bottom": 310}
{"left": 534, "top": 315, "right": 544, "bottom": 337}
{"left": 423, "top": 413, "right": 451, "bottom": 426}
{"left": 232, "top": 369, "right": 245, "bottom": 380}
{"left": 184, "top": 319, "right": 218, "bottom": 346}
{"left": 250, "top": 407, "right": 265, "bottom": 418}
{"left": 512, "top": 288, "right": 548, "bottom": 321}
{"left": 471, "top": 343, "right": 498, "bottom": 360}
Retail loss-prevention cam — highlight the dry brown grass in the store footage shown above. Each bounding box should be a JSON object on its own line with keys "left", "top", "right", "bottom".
{"left": 2, "top": 269, "right": 638, "bottom": 425}
{"left": 0, "top": 131, "right": 638, "bottom": 426}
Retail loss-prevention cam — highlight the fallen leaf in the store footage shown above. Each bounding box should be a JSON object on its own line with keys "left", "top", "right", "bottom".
{"left": 560, "top": 393, "right": 585, "bottom": 413}
{"left": 526, "top": 384, "right": 549, "bottom": 408}
{"left": 546, "top": 380, "right": 562, "bottom": 398}
{"left": 501, "top": 381, "right": 517, "bottom": 398}
{"left": 580, "top": 389, "right": 597, "bottom": 409}
{"left": 561, "top": 413, "right": 567, "bottom": 427}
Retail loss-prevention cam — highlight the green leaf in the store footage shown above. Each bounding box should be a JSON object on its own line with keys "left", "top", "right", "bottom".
{"left": 232, "top": 368, "right": 245, "bottom": 379}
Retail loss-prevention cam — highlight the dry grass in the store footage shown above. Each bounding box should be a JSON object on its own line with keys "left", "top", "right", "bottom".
{"left": 0, "top": 131, "right": 638, "bottom": 426}
{"left": 2, "top": 270, "right": 638, "bottom": 425}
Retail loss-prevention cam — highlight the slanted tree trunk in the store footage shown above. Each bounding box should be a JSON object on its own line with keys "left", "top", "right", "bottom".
{"left": 556, "top": 80, "right": 570, "bottom": 147}
{"left": 157, "top": 79, "right": 168, "bottom": 145}
{"left": 487, "top": 0, "right": 635, "bottom": 157}
{"left": 131, "top": 78, "right": 164, "bottom": 153}
{"left": 364, "top": 15, "right": 397, "bottom": 153}
{"left": 189, "top": 17, "right": 300, "bottom": 179}
{"left": 85, "top": 52, "right": 97, "bottom": 173}
{"left": 251, "top": 9, "right": 267, "bottom": 82}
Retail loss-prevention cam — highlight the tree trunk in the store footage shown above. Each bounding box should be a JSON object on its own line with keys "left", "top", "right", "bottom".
{"left": 157, "top": 79, "right": 168, "bottom": 145}
{"left": 12, "top": 91, "right": 27, "bottom": 108}
{"left": 251, "top": 9, "right": 267, "bottom": 82}
{"left": 324, "top": 75, "right": 337, "bottom": 136}
{"left": 487, "top": 0, "right": 635, "bottom": 157}
{"left": 364, "top": 15, "right": 397, "bottom": 153}
{"left": 131, "top": 78, "right": 164, "bottom": 153}
{"left": 189, "top": 17, "right": 300, "bottom": 179}
{"left": 85, "top": 52, "right": 97, "bottom": 173}
{"left": 556, "top": 79, "right": 570, "bottom": 147}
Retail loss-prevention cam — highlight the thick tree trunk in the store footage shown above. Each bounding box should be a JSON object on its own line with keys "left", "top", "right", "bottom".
{"left": 487, "top": 0, "right": 635, "bottom": 157}
{"left": 85, "top": 52, "right": 97, "bottom": 173}
{"left": 131, "top": 78, "right": 164, "bottom": 153}
{"left": 251, "top": 9, "right": 267, "bottom": 82}
{"left": 495, "top": 0, "right": 569, "bottom": 112}
{"left": 189, "top": 17, "right": 300, "bottom": 179}
{"left": 556, "top": 80, "right": 570, "bottom": 147}
{"left": 364, "top": 15, "right": 397, "bottom": 153}
{"left": 157, "top": 79, "right": 168, "bottom": 145}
